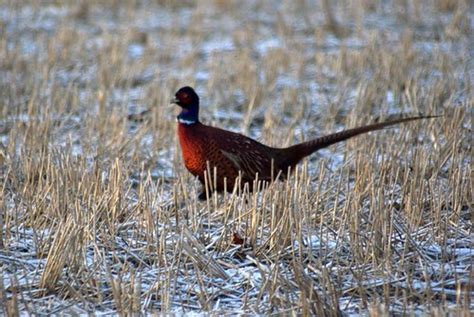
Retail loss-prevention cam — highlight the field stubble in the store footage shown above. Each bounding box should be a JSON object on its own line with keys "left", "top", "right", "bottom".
{"left": 0, "top": 0, "right": 472, "bottom": 315}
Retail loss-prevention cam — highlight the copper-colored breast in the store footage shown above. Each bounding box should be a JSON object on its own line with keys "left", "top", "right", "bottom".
{"left": 177, "top": 123, "right": 206, "bottom": 177}
{"left": 177, "top": 122, "right": 240, "bottom": 191}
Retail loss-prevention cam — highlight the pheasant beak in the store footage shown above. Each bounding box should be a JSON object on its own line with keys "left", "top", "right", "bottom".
{"left": 170, "top": 97, "right": 180, "bottom": 105}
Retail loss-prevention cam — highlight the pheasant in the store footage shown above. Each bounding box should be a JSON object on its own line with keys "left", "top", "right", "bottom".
{"left": 172, "top": 86, "right": 436, "bottom": 200}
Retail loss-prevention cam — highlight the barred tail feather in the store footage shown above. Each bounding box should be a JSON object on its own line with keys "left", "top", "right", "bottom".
{"left": 279, "top": 115, "right": 439, "bottom": 168}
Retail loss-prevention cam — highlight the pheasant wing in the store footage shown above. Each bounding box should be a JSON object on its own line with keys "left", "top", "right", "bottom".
{"left": 214, "top": 129, "right": 274, "bottom": 182}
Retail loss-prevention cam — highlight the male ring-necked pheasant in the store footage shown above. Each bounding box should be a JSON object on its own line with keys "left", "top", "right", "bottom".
{"left": 172, "top": 86, "right": 436, "bottom": 200}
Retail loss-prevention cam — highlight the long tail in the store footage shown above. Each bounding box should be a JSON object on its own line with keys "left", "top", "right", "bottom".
{"left": 279, "top": 115, "right": 439, "bottom": 168}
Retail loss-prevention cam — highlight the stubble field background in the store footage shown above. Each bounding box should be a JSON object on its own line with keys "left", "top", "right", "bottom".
{"left": 0, "top": 0, "right": 472, "bottom": 315}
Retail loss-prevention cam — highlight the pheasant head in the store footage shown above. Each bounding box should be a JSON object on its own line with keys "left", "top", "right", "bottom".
{"left": 172, "top": 86, "right": 200, "bottom": 125}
